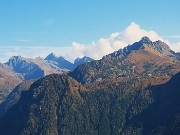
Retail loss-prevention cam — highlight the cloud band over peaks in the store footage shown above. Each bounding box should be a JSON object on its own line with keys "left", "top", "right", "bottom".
{"left": 0, "top": 22, "right": 179, "bottom": 63}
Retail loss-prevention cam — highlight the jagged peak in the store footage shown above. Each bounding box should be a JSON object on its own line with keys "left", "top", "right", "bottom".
{"left": 139, "top": 36, "right": 152, "bottom": 44}
{"left": 45, "top": 53, "right": 67, "bottom": 61}
{"left": 8, "top": 56, "right": 27, "bottom": 63}
{"left": 103, "top": 36, "right": 173, "bottom": 59}
{"left": 46, "top": 53, "right": 56, "bottom": 57}
{"left": 45, "top": 53, "right": 58, "bottom": 61}
{"left": 49, "top": 53, "right": 56, "bottom": 57}
{"left": 154, "top": 40, "right": 170, "bottom": 50}
{"left": 9, "top": 55, "right": 23, "bottom": 60}
{"left": 74, "top": 56, "right": 93, "bottom": 64}
{"left": 75, "top": 56, "right": 91, "bottom": 60}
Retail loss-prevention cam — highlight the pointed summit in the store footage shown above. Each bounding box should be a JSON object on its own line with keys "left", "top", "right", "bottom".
{"left": 9, "top": 55, "right": 23, "bottom": 61}
{"left": 74, "top": 56, "right": 94, "bottom": 67}
{"left": 45, "top": 53, "right": 74, "bottom": 70}
{"left": 103, "top": 36, "right": 175, "bottom": 60}
{"left": 7, "top": 56, "right": 24, "bottom": 67}
{"left": 45, "top": 53, "right": 57, "bottom": 61}
{"left": 139, "top": 36, "right": 152, "bottom": 44}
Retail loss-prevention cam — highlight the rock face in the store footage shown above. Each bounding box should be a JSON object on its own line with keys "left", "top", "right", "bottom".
{"left": 69, "top": 37, "right": 180, "bottom": 84}
{"left": 106, "top": 36, "right": 174, "bottom": 58}
{"left": 0, "top": 72, "right": 180, "bottom": 135}
{"left": 6, "top": 56, "right": 64, "bottom": 80}
{"left": 45, "top": 53, "right": 94, "bottom": 70}
{"left": 6, "top": 56, "right": 44, "bottom": 80}
{"left": 45, "top": 53, "right": 75, "bottom": 70}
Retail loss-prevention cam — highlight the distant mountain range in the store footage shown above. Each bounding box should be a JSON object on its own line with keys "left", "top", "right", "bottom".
{"left": 45, "top": 53, "right": 94, "bottom": 70}
{"left": 0, "top": 37, "right": 180, "bottom": 134}
{"left": 0, "top": 55, "right": 94, "bottom": 102}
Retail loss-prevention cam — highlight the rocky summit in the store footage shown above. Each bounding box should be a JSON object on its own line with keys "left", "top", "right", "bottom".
{"left": 45, "top": 53, "right": 75, "bottom": 70}
{"left": 45, "top": 53, "right": 94, "bottom": 70}
{"left": 69, "top": 37, "right": 180, "bottom": 84}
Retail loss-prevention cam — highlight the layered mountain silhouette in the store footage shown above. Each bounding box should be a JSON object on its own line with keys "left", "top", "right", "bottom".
{"left": 0, "top": 36, "right": 180, "bottom": 135}
{"left": 0, "top": 55, "right": 93, "bottom": 102}
{"left": 74, "top": 56, "right": 94, "bottom": 67}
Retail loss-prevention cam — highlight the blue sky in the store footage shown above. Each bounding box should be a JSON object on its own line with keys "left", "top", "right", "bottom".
{"left": 0, "top": 0, "right": 180, "bottom": 62}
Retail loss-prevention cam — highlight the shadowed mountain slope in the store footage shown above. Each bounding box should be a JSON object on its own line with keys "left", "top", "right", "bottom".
{"left": 0, "top": 72, "right": 180, "bottom": 135}
{"left": 0, "top": 80, "right": 35, "bottom": 120}
{"left": 45, "top": 53, "right": 75, "bottom": 70}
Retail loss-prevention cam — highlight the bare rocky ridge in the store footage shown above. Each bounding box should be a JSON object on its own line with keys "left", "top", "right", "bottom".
{"left": 74, "top": 56, "right": 94, "bottom": 67}
{"left": 6, "top": 56, "right": 64, "bottom": 80}
{"left": 69, "top": 37, "right": 180, "bottom": 84}
{"left": 45, "top": 53, "right": 94, "bottom": 70}
{"left": 45, "top": 53, "right": 75, "bottom": 70}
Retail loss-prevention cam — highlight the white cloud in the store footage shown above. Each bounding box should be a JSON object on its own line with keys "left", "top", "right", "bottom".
{"left": 170, "top": 42, "right": 180, "bottom": 51}
{"left": 10, "top": 46, "right": 22, "bottom": 52}
{"left": 70, "top": 22, "right": 172, "bottom": 60}
{"left": 0, "top": 46, "right": 72, "bottom": 63}
{"left": 0, "top": 22, "right": 180, "bottom": 63}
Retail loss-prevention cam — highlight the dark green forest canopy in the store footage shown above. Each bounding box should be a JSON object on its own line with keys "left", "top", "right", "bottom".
{"left": 0, "top": 72, "right": 179, "bottom": 135}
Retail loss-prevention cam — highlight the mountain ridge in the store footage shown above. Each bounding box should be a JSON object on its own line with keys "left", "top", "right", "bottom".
{"left": 69, "top": 37, "right": 180, "bottom": 84}
{"left": 45, "top": 53, "right": 75, "bottom": 70}
{"left": 104, "top": 36, "right": 174, "bottom": 59}
{"left": 45, "top": 53, "right": 94, "bottom": 70}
